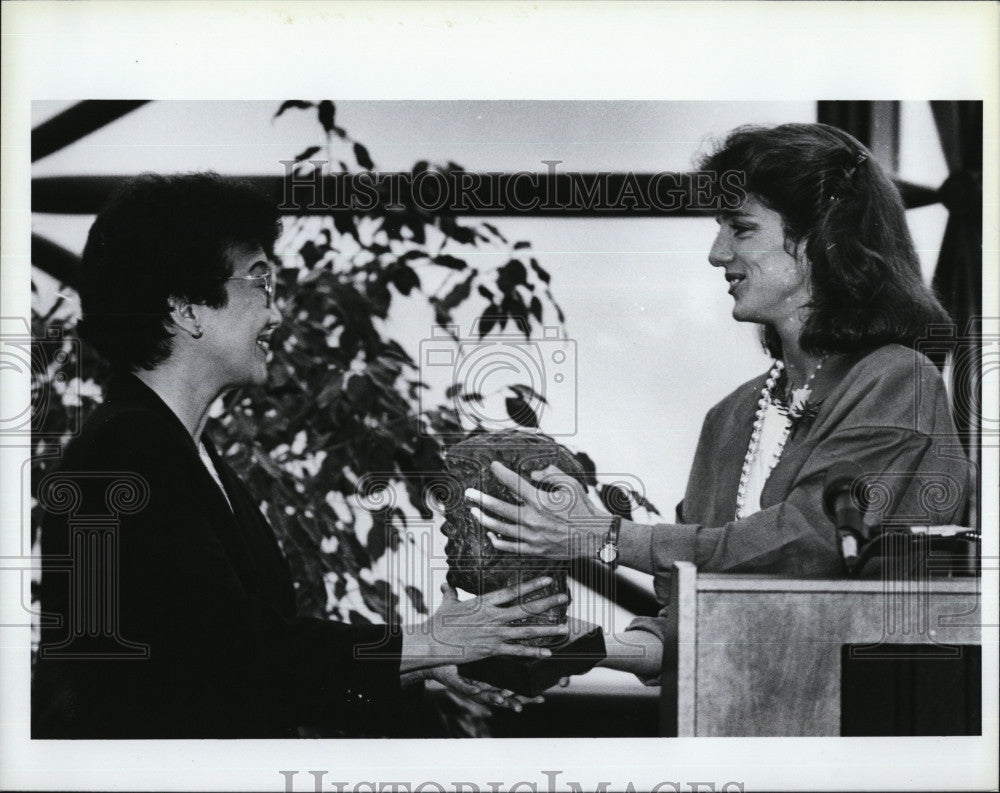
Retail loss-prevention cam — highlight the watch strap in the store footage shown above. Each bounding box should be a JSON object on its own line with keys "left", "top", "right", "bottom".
{"left": 597, "top": 515, "right": 621, "bottom": 566}
{"left": 608, "top": 514, "right": 622, "bottom": 546}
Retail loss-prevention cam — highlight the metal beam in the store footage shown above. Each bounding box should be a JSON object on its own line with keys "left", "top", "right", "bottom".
{"left": 32, "top": 101, "right": 150, "bottom": 163}
{"left": 31, "top": 172, "right": 718, "bottom": 217}
{"left": 818, "top": 101, "right": 873, "bottom": 148}
{"left": 817, "top": 100, "right": 901, "bottom": 174}
{"left": 31, "top": 234, "right": 80, "bottom": 287}
{"left": 32, "top": 171, "right": 938, "bottom": 218}
{"left": 869, "top": 102, "right": 901, "bottom": 174}
{"left": 895, "top": 179, "right": 940, "bottom": 210}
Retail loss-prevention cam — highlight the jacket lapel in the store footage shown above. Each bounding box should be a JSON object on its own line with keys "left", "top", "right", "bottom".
{"left": 759, "top": 352, "right": 861, "bottom": 508}
{"left": 202, "top": 435, "right": 296, "bottom": 615}
{"left": 104, "top": 376, "right": 281, "bottom": 602}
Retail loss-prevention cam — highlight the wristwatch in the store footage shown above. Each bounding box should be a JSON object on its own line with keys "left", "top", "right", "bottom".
{"left": 597, "top": 515, "right": 621, "bottom": 566}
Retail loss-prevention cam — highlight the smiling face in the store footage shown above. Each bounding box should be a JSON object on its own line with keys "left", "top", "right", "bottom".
{"left": 198, "top": 242, "right": 281, "bottom": 390}
{"left": 709, "top": 196, "right": 812, "bottom": 334}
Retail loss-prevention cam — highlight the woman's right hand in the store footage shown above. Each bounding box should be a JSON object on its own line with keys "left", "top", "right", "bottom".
{"left": 464, "top": 462, "right": 609, "bottom": 561}
{"left": 399, "top": 576, "right": 569, "bottom": 673}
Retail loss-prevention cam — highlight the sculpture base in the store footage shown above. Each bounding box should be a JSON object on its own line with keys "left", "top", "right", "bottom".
{"left": 458, "top": 619, "right": 606, "bottom": 697}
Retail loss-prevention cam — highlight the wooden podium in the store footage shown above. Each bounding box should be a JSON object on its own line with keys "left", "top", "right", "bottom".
{"left": 660, "top": 562, "right": 982, "bottom": 736}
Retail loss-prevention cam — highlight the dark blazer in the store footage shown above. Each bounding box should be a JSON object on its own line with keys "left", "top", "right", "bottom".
{"left": 33, "top": 375, "right": 402, "bottom": 738}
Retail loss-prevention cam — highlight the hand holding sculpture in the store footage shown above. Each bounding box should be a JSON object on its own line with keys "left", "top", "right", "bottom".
{"left": 441, "top": 430, "right": 590, "bottom": 645}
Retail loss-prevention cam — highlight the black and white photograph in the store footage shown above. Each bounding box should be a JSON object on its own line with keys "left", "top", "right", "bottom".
{"left": 2, "top": 3, "right": 997, "bottom": 792}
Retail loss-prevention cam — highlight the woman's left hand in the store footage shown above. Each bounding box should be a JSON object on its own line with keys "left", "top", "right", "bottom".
{"left": 465, "top": 462, "right": 609, "bottom": 560}
{"left": 402, "top": 665, "right": 543, "bottom": 712}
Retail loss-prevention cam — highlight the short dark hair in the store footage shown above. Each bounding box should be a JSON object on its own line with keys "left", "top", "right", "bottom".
{"left": 78, "top": 172, "right": 281, "bottom": 372}
{"left": 699, "top": 123, "right": 951, "bottom": 357}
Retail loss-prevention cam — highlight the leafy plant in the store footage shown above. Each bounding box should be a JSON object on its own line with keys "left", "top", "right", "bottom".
{"left": 225, "top": 100, "right": 574, "bottom": 628}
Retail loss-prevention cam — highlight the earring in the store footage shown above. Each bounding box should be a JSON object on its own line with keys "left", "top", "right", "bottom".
{"left": 191, "top": 324, "right": 203, "bottom": 340}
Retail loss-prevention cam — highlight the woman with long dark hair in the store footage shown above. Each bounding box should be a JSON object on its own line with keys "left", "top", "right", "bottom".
{"left": 463, "top": 123, "right": 970, "bottom": 678}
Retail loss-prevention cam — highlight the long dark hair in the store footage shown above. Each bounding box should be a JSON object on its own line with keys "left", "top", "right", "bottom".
{"left": 699, "top": 123, "right": 951, "bottom": 358}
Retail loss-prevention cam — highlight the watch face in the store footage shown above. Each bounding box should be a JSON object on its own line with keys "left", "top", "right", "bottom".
{"left": 598, "top": 544, "right": 618, "bottom": 564}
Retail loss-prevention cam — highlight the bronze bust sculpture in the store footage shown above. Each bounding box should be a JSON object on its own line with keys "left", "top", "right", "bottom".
{"left": 440, "top": 430, "right": 605, "bottom": 693}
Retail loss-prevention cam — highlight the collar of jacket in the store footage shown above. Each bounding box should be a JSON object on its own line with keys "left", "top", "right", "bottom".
{"left": 104, "top": 372, "right": 205, "bottom": 454}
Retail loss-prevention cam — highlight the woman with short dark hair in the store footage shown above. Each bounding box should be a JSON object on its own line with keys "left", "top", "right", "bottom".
{"left": 33, "top": 172, "right": 568, "bottom": 738}
{"left": 78, "top": 171, "right": 284, "bottom": 373}
{"left": 463, "top": 123, "right": 970, "bottom": 678}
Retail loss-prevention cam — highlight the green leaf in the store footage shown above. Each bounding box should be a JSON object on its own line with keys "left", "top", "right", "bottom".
{"left": 630, "top": 489, "right": 662, "bottom": 516}
{"left": 275, "top": 100, "right": 314, "bottom": 118}
{"left": 509, "top": 383, "right": 546, "bottom": 405}
{"left": 505, "top": 396, "right": 539, "bottom": 428}
{"left": 252, "top": 447, "right": 285, "bottom": 477}
{"left": 398, "top": 250, "right": 428, "bottom": 264}
{"left": 482, "top": 223, "right": 507, "bottom": 243}
{"left": 497, "top": 259, "right": 528, "bottom": 293}
{"left": 439, "top": 217, "right": 477, "bottom": 246}
{"left": 345, "top": 374, "right": 372, "bottom": 403}
{"left": 529, "top": 295, "right": 543, "bottom": 322}
{"left": 295, "top": 146, "right": 322, "bottom": 162}
{"left": 354, "top": 142, "right": 374, "bottom": 170}
{"left": 501, "top": 293, "right": 530, "bottom": 336}
{"left": 359, "top": 579, "right": 397, "bottom": 622}
{"left": 599, "top": 483, "right": 633, "bottom": 519}
{"left": 332, "top": 211, "right": 358, "bottom": 240}
{"left": 573, "top": 451, "right": 598, "bottom": 488}
{"left": 530, "top": 258, "right": 551, "bottom": 284}
{"left": 367, "top": 510, "right": 392, "bottom": 561}
{"left": 438, "top": 272, "right": 475, "bottom": 313}
{"left": 299, "top": 240, "right": 325, "bottom": 269}
{"left": 477, "top": 313, "right": 497, "bottom": 337}
{"left": 317, "top": 100, "right": 336, "bottom": 133}
{"left": 405, "top": 585, "right": 428, "bottom": 615}
{"left": 389, "top": 264, "right": 420, "bottom": 296}
{"left": 405, "top": 220, "right": 427, "bottom": 246}
{"left": 433, "top": 254, "right": 467, "bottom": 271}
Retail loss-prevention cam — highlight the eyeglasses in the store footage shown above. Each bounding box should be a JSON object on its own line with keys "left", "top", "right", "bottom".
{"left": 225, "top": 266, "right": 275, "bottom": 308}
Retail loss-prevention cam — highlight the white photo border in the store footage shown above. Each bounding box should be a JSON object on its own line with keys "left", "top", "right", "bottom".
{"left": 2, "top": 2, "right": 997, "bottom": 791}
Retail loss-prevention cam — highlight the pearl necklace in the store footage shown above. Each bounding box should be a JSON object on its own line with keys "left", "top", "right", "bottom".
{"left": 735, "top": 356, "right": 826, "bottom": 520}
